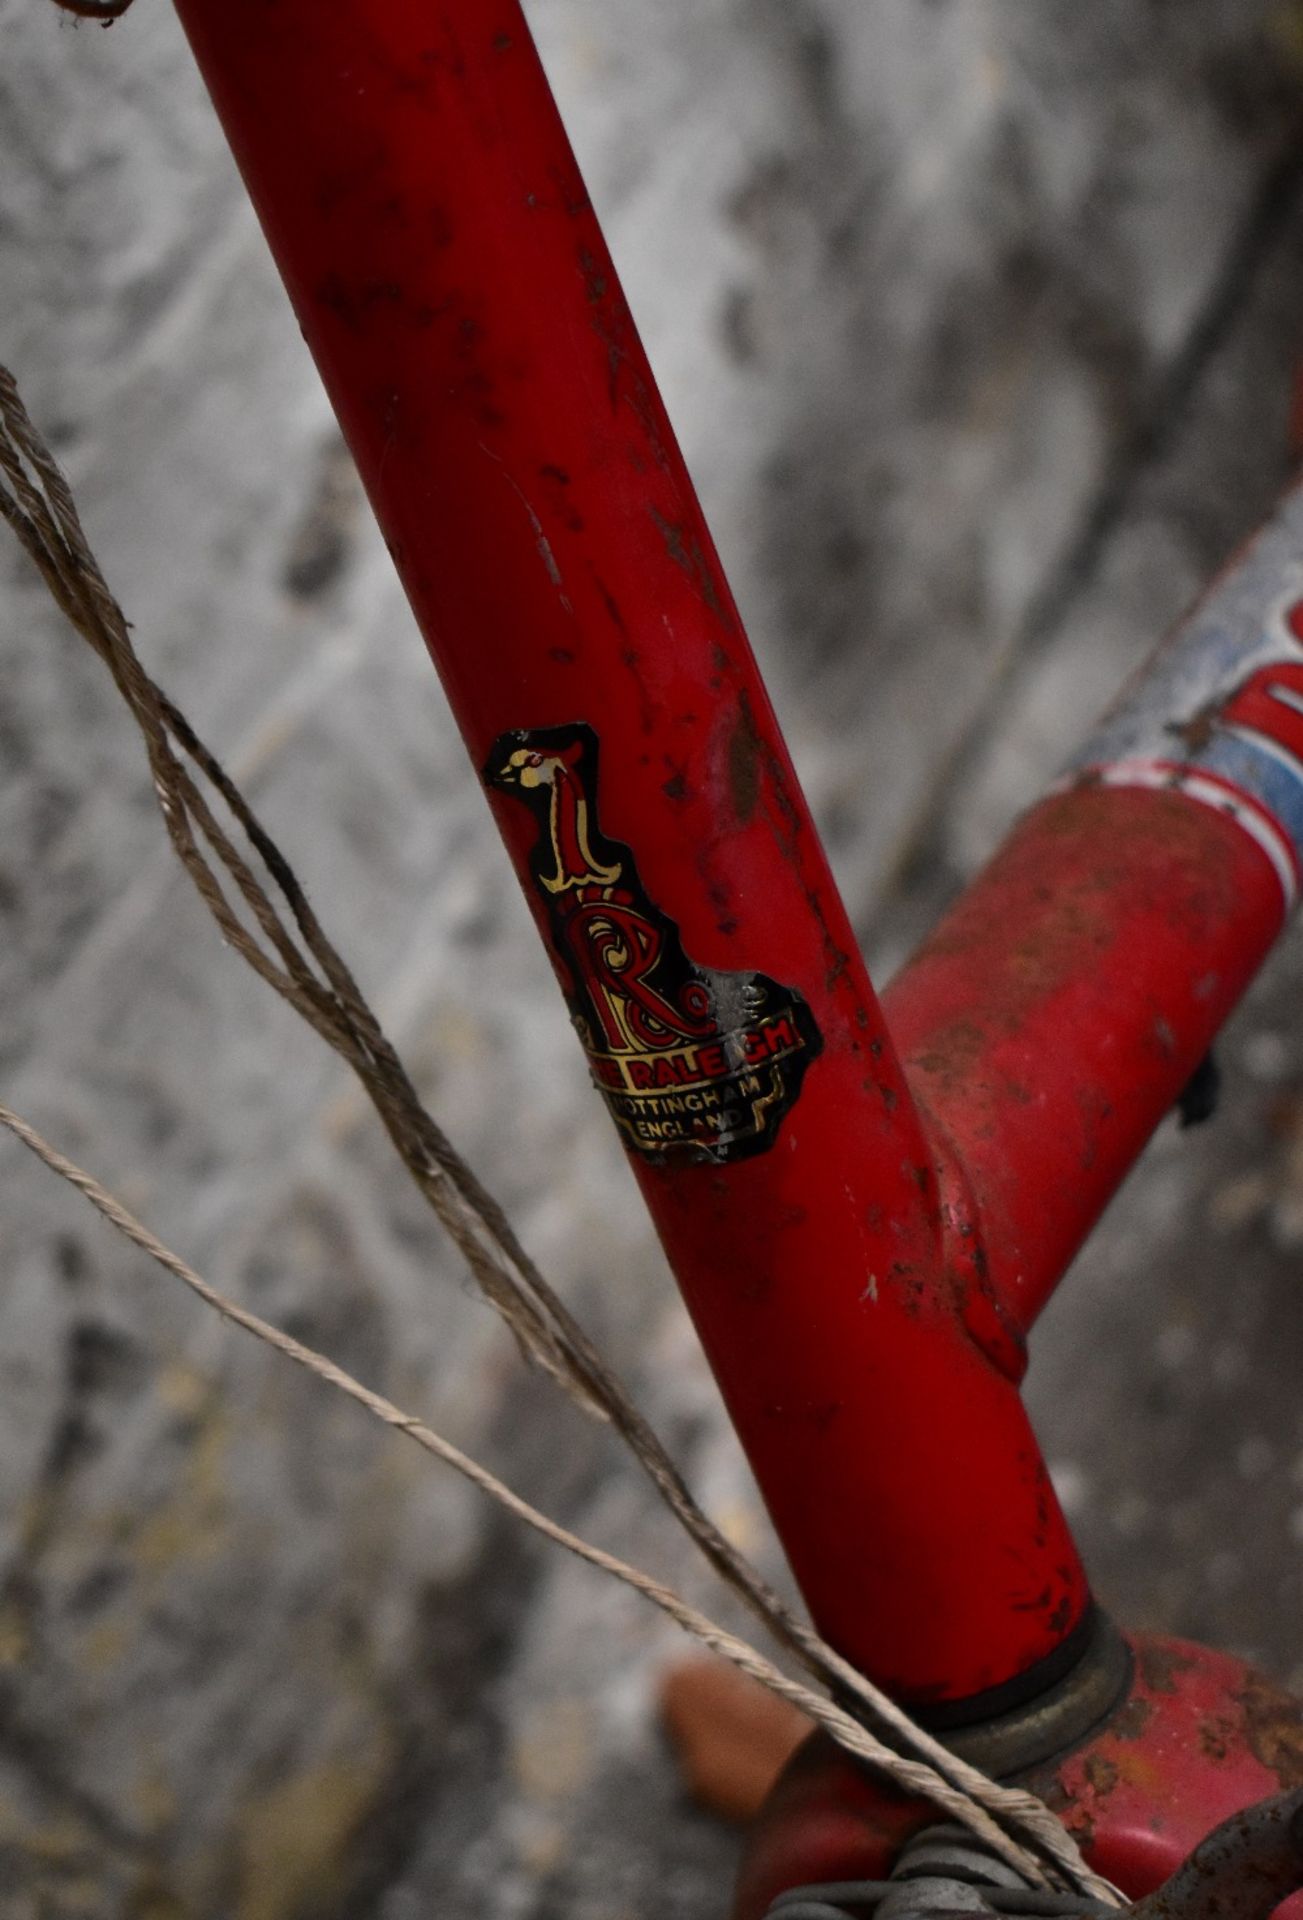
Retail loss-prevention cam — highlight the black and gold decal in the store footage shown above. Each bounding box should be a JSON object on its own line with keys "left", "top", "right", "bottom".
{"left": 485, "top": 723, "right": 821, "bottom": 1165}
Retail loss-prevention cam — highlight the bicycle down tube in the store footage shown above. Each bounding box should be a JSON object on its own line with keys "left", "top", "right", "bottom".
{"left": 170, "top": 0, "right": 1299, "bottom": 1730}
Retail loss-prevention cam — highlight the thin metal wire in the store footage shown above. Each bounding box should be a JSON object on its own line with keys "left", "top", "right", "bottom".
{"left": 0, "top": 360, "right": 1122, "bottom": 1902}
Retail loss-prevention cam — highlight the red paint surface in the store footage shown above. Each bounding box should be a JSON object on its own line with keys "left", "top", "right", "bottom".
{"left": 170, "top": 0, "right": 1296, "bottom": 1736}
{"left": 885, "top": 783, "right": 1286, "bottom": 1332}
{"left": 735, "top": 1636, "right": 1303, "bottom": 1920}
{"left": 170, "top": 0, "right": 1090, "bottom": 1703}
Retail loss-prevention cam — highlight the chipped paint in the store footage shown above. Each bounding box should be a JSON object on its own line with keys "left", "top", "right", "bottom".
{"left": 1237, "top": 1676, "right": 1303, "bottom": 1788}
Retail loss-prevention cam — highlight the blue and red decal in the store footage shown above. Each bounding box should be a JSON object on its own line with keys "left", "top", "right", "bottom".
{"left": 1061, "top": 488, "right": 1303, "bottom": 912}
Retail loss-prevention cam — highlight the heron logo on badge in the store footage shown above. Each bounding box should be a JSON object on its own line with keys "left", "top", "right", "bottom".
{"left": 484, "top": 722, "right": 822, "bottom": 1165}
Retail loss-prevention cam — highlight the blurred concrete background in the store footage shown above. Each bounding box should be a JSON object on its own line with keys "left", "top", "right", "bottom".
{"left": 4, "top": 1, "right": 1303, "bottom": 1913}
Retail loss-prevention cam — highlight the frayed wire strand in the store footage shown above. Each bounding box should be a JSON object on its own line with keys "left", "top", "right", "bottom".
{"left": 0, "top": 1100, "right": 1124, "bottom": 1901}
{"left": 0, "top": 365, "right": 1120, "bottom": 1904}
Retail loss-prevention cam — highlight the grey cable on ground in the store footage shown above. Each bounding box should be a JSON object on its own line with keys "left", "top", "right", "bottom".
{"left": 0, "top": 362, "right": 1119, "bottom": 1903}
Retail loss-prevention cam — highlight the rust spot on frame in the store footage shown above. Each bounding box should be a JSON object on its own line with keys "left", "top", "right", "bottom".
{"left": 649, "top": 506, "right": 726, "bottom": 620}
{"left": 1137, "top": 1641, "right": 1194, "bottom": 1697}
{"left": 1236, "top": 1676, "right": 1303, "bottom": 1788}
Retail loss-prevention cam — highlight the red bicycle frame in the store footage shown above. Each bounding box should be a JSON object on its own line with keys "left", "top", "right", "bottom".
{"left": 167, "top": 0, "right": 1303, "bottom": 1906}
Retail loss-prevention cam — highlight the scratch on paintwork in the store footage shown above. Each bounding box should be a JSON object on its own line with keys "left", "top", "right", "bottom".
{"left": 594, "top": 575, "right": 628, "bottom": 634}
{"left": 536, "top": 530, "right": 564, "bottom": 589}
{"left": 478, "top": 440, "right": 574, "bottom": 612}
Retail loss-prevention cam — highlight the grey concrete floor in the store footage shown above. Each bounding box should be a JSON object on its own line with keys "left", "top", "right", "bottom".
{"left": 3, "top": 2, "right": 1303, "bottom": 1915}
